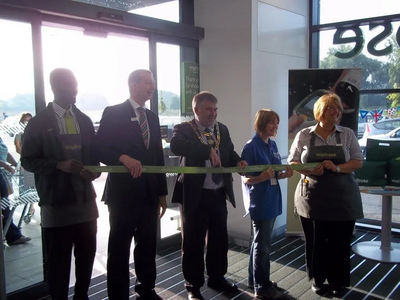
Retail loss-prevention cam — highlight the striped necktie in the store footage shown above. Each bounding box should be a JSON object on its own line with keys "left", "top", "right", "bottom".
{"left": 138, "top": 107, "right": 149, "bottom": 148}
{"left": 65, "top": 110, "right": 77, "bottom": 134}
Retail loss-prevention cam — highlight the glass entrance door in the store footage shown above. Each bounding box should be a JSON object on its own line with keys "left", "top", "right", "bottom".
{"left": 156, "top": 42, "right": 183, "bottom": 243}
{"left": 41, "top": 23, "right": 151, "bottom": 285}
{"left": 0, "top": 18, "right": 42, "bottom": 296}
{"left": 0, "top": 16, "right": 193, "bottom": 298}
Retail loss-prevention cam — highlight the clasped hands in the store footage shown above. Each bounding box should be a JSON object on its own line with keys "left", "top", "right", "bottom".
{"left": 260, "top": 166, "right": 293, "bottom": 181}
{"left": 56, "top": 159, "right": 99, "bottom": 181}
{"left": 308, "top": 160, "right": 338, "bottom": 176}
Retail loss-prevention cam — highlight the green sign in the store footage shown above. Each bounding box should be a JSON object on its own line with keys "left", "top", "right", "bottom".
{"left": 181, "top": 62, "right": 199, "bottom": 116}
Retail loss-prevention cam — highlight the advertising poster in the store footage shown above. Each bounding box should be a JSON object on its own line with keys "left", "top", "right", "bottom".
{"left": 181, "top": 62, "right": 199, "bottom": 116}
{"left": 286, "top": 68, "right": 362, "bottom": 235}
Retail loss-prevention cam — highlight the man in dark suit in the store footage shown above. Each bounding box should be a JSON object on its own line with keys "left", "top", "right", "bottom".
{"left": 94, "top": 69, "right": 167, "bottom": 300}
{"left": 170, "top": 91, "right": 247, "bottom": 300}
{"left": 21, "top": 68, "right": 99, "bottom": 300}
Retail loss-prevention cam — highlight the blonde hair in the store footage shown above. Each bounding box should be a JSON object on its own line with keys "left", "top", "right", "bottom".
{"left": 313, "top": 93, "right": 343, "bottom": 122}
{"left": 254, "top": 109, "right": 280, "bottom": 135}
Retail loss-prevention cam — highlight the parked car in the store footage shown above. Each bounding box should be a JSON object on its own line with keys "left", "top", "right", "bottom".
{"left": 359, "top": 126, "right": 400, "bottom": 156}
{"left": 362, "top": 117, "right": 400, "bottom": 139}
{"left": 357, "top": 113, "right": 374, "bottom": 138}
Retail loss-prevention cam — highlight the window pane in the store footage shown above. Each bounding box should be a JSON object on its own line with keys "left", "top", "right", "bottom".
{"left": 319, "top": 0, "right": 400, "bottom": 24}
{"left": 129, "top": 0, "right": 179, "bottom": 23}
{"left": 319, "top": 22, "right": 400, "bottom": 90}
{"left": 156, "top": 42, "right": 182, "bottom": 239}
{"left": 74, "top": 0, "right": 180, "bottom": 23}
{"left": 42, "top": 25, "right": 149, "bottom": 115}
{"left": 357, "top": 93, "right": 400, "bottom": 226}
{"left": 0, "top": 19, "right": 43, "bottom": 294}
{"left": 358, "top": 93, "right": 400, "bottom": 135}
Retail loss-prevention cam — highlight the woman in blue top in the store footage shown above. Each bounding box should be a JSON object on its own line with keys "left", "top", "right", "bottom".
{"left": 241, "top": 109, "right": 292, "bottom": 300}
{"left": 0, "top": 136, "right": 31, "bottom": 245}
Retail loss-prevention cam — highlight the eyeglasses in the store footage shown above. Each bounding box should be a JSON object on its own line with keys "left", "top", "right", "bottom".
{"left": 326, "top": 106, "right": 342, "bottom": 112}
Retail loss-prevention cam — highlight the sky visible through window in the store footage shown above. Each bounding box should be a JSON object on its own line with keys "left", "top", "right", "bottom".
{"left": 0, "top": 0, "right": 180, "bottom": 111}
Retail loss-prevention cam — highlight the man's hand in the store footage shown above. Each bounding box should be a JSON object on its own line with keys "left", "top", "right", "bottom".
{"left": 159, "top": 196, "right": 167, "bottom": 219}
{"left": 80, "top": 168, "right": 100, "bottom": 181}
{"left": 57, "top": 159, "right": 84, "bottom": 173}
{"left": 210, "top": 148, "right": 221, "bottom": 167}
{"left": 119, "top": 155, "right": 142, "bottom": 178}
{"left": 237, "top": 160, "right": 247, "bottom": 168}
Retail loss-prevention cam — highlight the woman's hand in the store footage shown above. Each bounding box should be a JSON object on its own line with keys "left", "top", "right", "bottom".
{"left": 280, "top": 166, "right": 293, "bottom": 179}
{"left": 309, "top": 164, "right": 324, "bottom": 176}
{"left": 5, "top": 164, "right": 15, "bottom": 175}
{"left": 322, "top": 160, "right": 336, "bottom": 172}
{"left": 260, "top": 167, "right": 275, "bottom": 181}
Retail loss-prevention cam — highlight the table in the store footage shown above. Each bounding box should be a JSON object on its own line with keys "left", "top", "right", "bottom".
{"left": 352, "top": 191, "right": 400, "bottom": 263}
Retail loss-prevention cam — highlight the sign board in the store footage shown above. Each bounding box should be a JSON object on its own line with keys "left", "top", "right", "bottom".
{"left": 181, "top": 62, "right": 199, "bottom": 116}
{"left": 160, "top": 125, "right": 168, "bottom": 139}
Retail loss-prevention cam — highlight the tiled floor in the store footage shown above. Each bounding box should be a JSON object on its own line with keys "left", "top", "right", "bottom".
{"left": 69, "top": 230, "right": 400, "bottom": 300}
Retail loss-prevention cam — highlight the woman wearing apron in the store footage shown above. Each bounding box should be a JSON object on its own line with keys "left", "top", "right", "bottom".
{"left": 288, "top": 93, "right": 364, "bottom": 297}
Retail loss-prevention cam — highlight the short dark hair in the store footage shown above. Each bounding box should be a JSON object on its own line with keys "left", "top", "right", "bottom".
{"left": 254, "top": 109, "right": 280, "bottom": 135}
{"left": 192, "top": 91, "right": 218, "bottom": 111}
{"left": 128, "top": 69, "right": 152, "bottom": 87}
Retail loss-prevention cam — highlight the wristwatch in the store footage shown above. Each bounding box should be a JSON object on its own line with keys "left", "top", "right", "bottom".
{"left": 336, "top": 165, "right": 340, "bottom": 173}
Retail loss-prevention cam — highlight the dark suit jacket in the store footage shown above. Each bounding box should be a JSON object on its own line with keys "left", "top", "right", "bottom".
{"left": 94, "top": 100, "right": 167, "bottom": 207}
{"left": 21, "top": 103, "right": 98, "bottom": 207}
{"left": 170, "top": 119, "right": 242, "bottom": 213}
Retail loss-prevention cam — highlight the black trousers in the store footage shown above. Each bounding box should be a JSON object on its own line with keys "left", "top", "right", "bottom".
{"left": 181, "top": 188, "right": 228, "bottom": 290}
{"left": 107, "top": 199, "right": 159, "bottom": 300}
{"left": 300, "top": 217, "right": 355, "bottom": 288}
{"left": 42, "top": 220, "right": 97, "bottom": 300}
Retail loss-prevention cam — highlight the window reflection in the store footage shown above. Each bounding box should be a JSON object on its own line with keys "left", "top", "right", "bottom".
{"left": 319, "top": 22, "right": 400, "bottom": 90}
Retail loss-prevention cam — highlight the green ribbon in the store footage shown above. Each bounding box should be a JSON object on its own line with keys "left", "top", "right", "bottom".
{"left": 86, "top": 163, "right": 319, "bottom": 174}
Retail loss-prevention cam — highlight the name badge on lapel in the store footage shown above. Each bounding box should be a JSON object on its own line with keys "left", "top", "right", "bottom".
{"left": 131, "top": 117, "right": 138, "bottom": 122}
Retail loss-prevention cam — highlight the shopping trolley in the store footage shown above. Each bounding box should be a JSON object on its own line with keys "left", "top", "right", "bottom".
{"left": 1, "top": 170, "right": 39, "bottom": 240}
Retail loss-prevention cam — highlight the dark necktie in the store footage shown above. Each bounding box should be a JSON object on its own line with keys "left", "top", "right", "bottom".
{"left": 138, "top": 107, "right": 149, "bottom": 148}
{"left": 204, "top": 128, "right": 222, "bottom": 185}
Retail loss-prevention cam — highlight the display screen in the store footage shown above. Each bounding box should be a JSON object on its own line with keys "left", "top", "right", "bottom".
{"left": 294, "top": 89, "right": 329, "bottom": 121}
